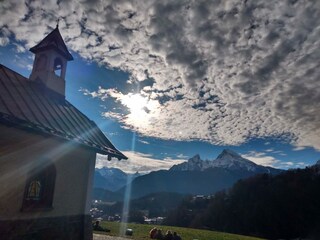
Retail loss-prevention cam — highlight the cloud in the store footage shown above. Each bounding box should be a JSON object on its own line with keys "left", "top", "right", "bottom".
{"left": 243, "top": 151, "right": 280, "bottom": 167}
{"left": 96, "top": 150, "right": 186, "bottom": 173}
{"left": 0, "top": 26, "right": 11, "bottom": 46}
{"left": 138, "top": 139, "right": 150, "bottom": 145}
{"left": 243, "top": 151, "right": 306, "bottom": 169}
{"left": 13, "top": 43, "right": 26, "bottom": 53}
{"left": 292, "top": 146, "right": 306, "bottom": 151}
{"left": 0, "top": 37, "right": 9, "bottom": 46}
{"left": 176, "top": 153, "right": 189, "bottom": 159}
{"left": 265, "top": 149, "right": 274, "bottom": 152}
{"left": 1, "top": 0, "right": 320, "bottom": 149}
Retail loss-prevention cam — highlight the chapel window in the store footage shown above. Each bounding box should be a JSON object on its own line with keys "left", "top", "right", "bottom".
{"left": 21, "top": 163, "right": 56, "bottom": 211}
{"left": 26, "top": 180, "right": 41, "bottom": 200}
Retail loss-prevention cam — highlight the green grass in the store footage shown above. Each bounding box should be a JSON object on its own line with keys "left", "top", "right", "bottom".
{"left": 95, "top": 221, "right": 265, "bottom": 240}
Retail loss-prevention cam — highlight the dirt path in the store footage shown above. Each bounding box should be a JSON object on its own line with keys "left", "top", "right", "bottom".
{"left": 93, "top": 233, "right": 129, "bottom": 240}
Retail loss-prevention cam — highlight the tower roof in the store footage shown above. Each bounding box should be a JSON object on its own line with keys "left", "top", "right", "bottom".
{"left": 30, "top": 26, "right": 73, "bottom": 61}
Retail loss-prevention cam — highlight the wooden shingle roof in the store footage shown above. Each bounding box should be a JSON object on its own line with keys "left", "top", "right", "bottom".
{"left": 30, "top": 27, "right": 73, "bottom": 61}
{"left": 0, "top": 64, "right": 127, "bottom": 159}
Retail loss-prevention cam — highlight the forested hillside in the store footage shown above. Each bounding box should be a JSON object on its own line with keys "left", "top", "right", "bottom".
{"left": 165, "top": 165, "right": 320, "bottom": 239}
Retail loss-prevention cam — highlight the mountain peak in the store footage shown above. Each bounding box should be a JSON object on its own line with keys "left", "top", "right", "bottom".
{"left": 217, "top": 149, "right": 241, "bottom": 159}
{"left": 189, "top": 154, "right": 201, "bottom": 162}
{"left": 213, "top": 149, "right": 258, "bottom": 171}
{"left": 170, "top": 154, "right": 203, "bottom": 171}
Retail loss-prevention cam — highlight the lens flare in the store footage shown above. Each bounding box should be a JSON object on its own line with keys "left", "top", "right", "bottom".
{"left": 119, "top": 132, "right": 136, "bottom": 236}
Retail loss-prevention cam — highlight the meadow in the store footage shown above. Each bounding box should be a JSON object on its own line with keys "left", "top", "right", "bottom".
{"left": 96, "top": 221, "right": 265, "bottom": 240}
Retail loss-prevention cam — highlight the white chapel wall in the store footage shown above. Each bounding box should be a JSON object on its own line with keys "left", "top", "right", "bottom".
{"left": 0, "top": 125, "right": 96, "bottom": 220}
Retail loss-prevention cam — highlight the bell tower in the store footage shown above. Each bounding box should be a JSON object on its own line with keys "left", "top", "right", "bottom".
{"left": 29, "top": 24, "right": 73, "bottom": 97}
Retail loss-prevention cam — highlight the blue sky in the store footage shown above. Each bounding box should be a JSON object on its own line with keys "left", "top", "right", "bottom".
{"left": 1, "top": 0, "right": 319, "bottom": 173}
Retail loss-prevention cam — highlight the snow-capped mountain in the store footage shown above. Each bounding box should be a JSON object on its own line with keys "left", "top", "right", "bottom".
{"left": 171, "top": 154, "right": 203, "bottom": 171}
{"left": 97, "top": 167, "right": 127, "bottom": 178}
{"left": 170, "top": 149, "right": 281, "bottom": 174}
{"left": 94, "top": 167, "right": 140, "bottom": 191}
{"left": 212, "top": 149, "right": 260, "bottom": 171}
{"left": 113, "top": 150, "right": 283, "bottom": 199}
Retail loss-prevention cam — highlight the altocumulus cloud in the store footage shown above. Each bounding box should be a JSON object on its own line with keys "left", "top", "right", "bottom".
{"left": 1, "top": 0, "right": 320, "bottom": 149}
{"left": 96, "top": 151, "right": 186, "bottom": 174}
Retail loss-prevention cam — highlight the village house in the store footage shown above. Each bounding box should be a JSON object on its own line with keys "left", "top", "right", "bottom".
{"left": 0, "top": 25, "right": 127, "bottom": 240}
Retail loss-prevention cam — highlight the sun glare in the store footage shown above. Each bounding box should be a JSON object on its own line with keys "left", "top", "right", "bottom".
{"left": 121, "top": 94, "right": 159, "bottom": 125}
{"left": 122, "top": 94, "right": 148, "bottom": 115}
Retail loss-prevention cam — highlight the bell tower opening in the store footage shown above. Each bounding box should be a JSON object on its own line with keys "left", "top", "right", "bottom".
{"left": 54, "top": 57, "right": 63, "bottom": 77}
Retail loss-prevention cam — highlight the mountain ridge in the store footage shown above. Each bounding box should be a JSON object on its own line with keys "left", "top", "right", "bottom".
{"left": 116, "top": 149, "right": 283, "bottom": 199}
{"left": 170, "top": 149, "right": 281, "bottom": 174}
{"left": 94, "top": 167, "right": 140, "bottom": 191}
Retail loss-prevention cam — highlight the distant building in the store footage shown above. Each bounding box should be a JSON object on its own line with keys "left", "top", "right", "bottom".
{"left": 144, "top": 217, "right": 165, "bottom": 225}
{"left": 0, "top": 25, "right": 127, "bottom": 240}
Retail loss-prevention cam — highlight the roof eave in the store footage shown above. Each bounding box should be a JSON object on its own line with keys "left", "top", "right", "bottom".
{"left": 97, "top": 149, "right": 128, "bottom": 160}
{"left": 29, "top": 45, "right": 74, "bottom": 61}
{"left": 0, "top": 112, "right": 127, "bottom": 160}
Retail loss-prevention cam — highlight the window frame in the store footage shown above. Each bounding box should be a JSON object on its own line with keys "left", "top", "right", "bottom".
{"left": 21, "top": 162, "right": 56, "bottom": 212}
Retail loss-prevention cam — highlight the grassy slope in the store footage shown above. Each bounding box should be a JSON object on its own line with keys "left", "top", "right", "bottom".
{"left": 96, "top": 221, "right": 265, "bottom": 240}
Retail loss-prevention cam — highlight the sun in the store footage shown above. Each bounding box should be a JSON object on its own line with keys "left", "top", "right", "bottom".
{"left": 120, "top": 93, "right": 158, "bottom": 125}
{"left": 122, "top": 94, "right": 148, "bottom": 116}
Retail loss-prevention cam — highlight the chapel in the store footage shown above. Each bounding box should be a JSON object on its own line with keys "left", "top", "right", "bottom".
{"left": 0, "top": 25, "right": 126, "bottom": 239}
